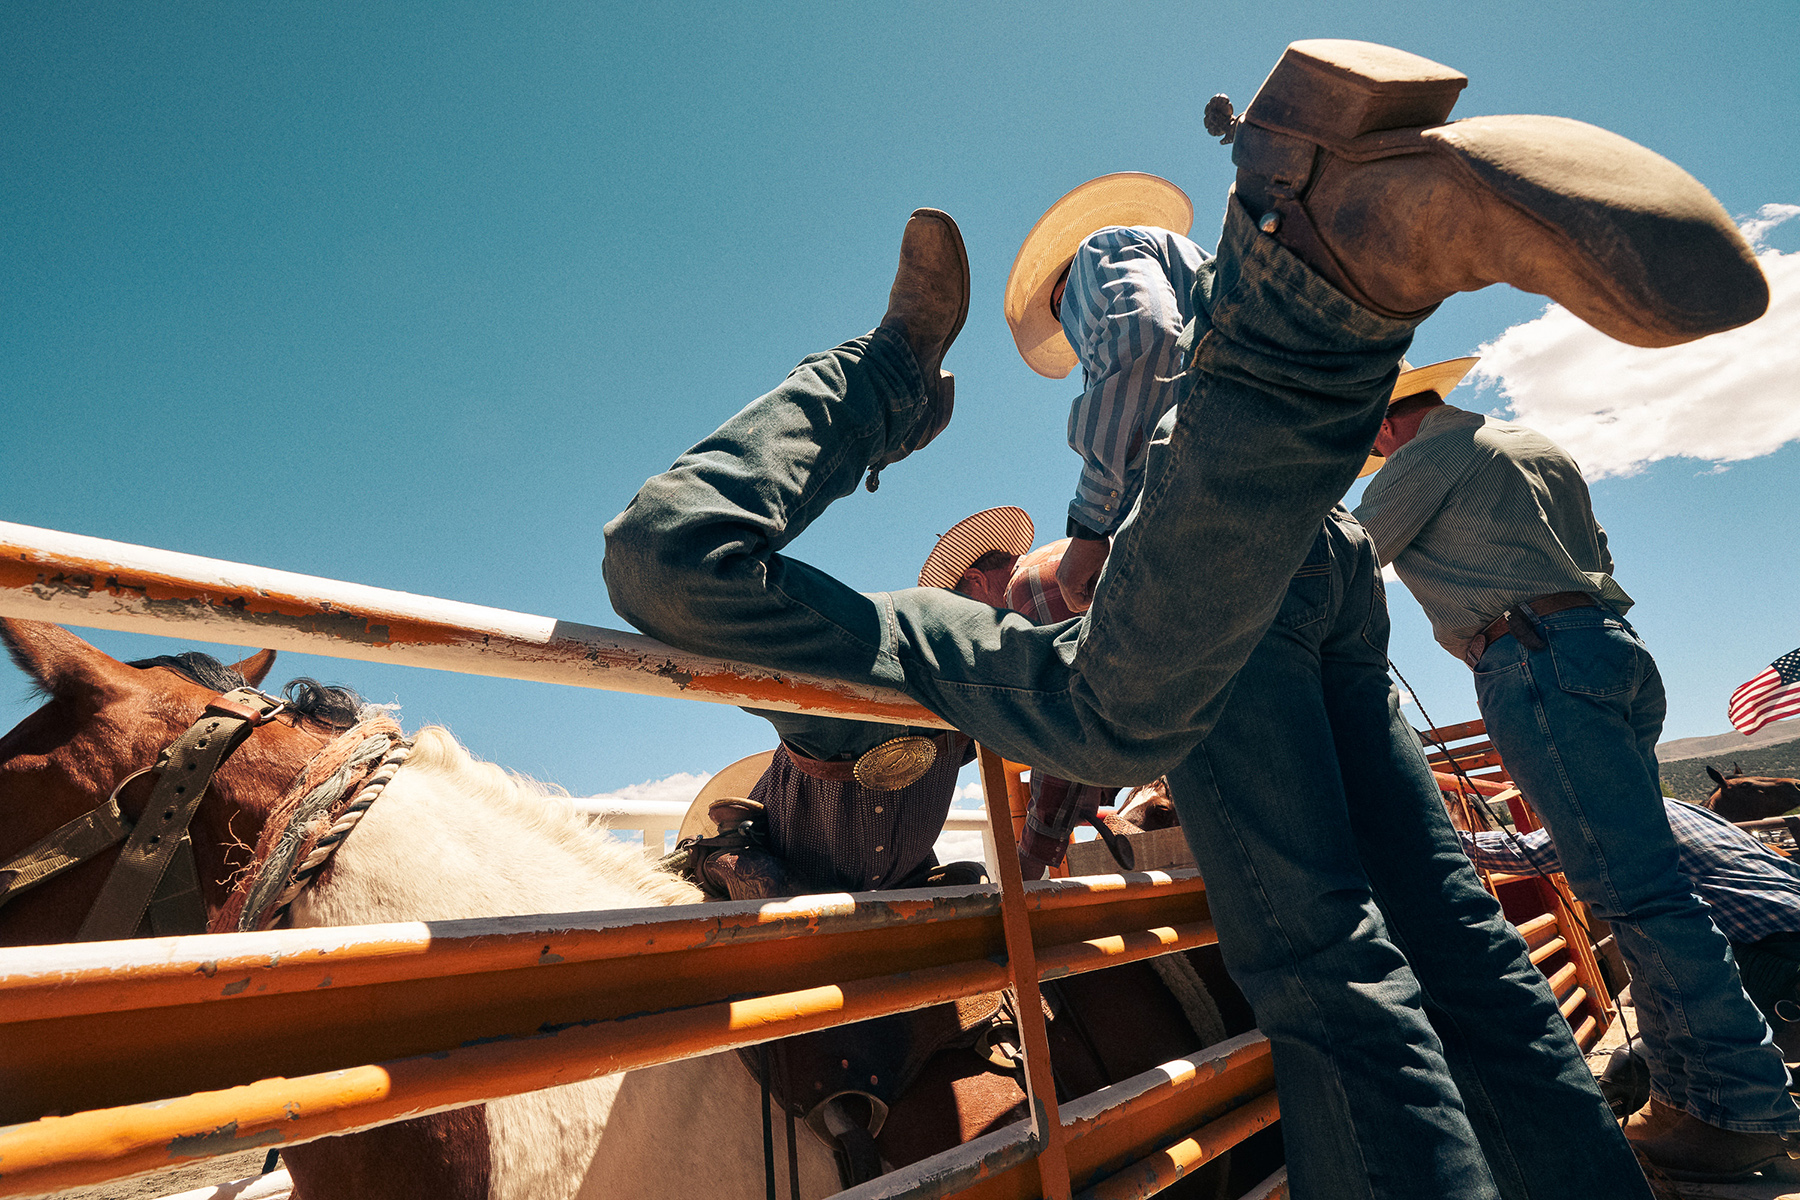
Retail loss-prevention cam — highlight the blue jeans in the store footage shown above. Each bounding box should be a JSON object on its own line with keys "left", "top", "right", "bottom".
{"left": 604, "top": 200, "right": 1414, "bottom": 785}
{"left": 1473, "top": 606, "right": 1799, "bottom": 1133}
{"left": 1167, "top": 512, "right": 1648, "bottom": 1200}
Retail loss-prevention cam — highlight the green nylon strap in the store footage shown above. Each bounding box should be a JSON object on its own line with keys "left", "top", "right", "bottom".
{"left": 76, "top": 688, "right": 280, "bottom": 943}
{"left": 145, "top": 833, "right": 206, "bottom": 938}
{"left": 0, "top": 795, "right": 131, "bottom": 911}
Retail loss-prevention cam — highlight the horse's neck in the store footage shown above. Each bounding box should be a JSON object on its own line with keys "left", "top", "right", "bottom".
{"left": 288, "top": 760, "right": 693, "bottom": 927}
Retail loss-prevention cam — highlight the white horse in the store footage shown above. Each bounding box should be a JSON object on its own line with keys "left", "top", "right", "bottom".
{"left": 0, "top": 619, "right": 845, "bottom": 1200}
{"left": 277, "top": 726, "right": 846, "bottom": 1200}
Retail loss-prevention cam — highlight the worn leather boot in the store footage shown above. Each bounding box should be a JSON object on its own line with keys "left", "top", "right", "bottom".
{"left": 868, "top": 208, "right": 969, "bottom": 485}
{"left": 1622, "top": 1097, "right": 1687, "bottom": 1143}
{"left": 1635, "top": 1113, "right": 1800, "bottom": 1182}
{"left": 1227, "top": 39, "right": 1767, "bottom": 347}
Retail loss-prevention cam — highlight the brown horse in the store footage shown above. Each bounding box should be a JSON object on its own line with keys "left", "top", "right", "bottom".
{"left": 1705, "top": 764, "right": 1800, "bottom": 823}
{"left": 0, "top": 620, "right": 1241, "bottom": 1200}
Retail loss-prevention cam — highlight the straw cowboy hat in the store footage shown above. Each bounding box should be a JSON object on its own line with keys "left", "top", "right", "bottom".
{"left": 677, "top": 750, "right": 777, "bottom": 843}
{"left": 917, "top": 506, "right": 1036, "bottom": 589}
{"left": 1004, "top": 173, "right": 1194, "bottom": 380}
{"left": 1358, "top": 356, "right": 1481, "bottom": 478}
{"left": 677, "top": 509, "right": 1036, "bottom": 833}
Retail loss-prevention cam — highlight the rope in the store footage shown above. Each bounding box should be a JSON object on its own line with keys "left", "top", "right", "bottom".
{"left": 1387, "top": 657, "right": 1632, "bottom": 1053}
{"left": 260, "top": 739, "right": 412, "bottom": 928}
{"left": 1149, "top": 952, "right": 1229, "bottom": 1048}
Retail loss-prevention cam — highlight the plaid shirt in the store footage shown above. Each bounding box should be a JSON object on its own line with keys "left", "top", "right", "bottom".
{"left": 1459, "top": 799, "right": 1800, "bottom": 944}
{"left": 999, "top": 545, "right": 1119, "bottom": 869}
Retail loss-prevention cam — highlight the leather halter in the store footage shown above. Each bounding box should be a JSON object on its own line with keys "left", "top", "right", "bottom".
{"left": 0, "top": 687, "right": 289, "bottom": 941}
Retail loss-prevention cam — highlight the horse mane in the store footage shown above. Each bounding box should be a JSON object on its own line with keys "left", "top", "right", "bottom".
{"left": 401, "top": 726, "right": 702, "bottom": 908}
{"left": 126, "top": 653, "right": 373, "bottom": 731}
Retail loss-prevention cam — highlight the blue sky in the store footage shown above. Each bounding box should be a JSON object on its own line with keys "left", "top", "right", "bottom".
{"left": 3, "top": 2, "right": 1797, "bottom": 800}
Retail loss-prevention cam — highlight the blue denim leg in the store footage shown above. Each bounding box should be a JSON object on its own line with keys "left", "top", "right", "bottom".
{"left": 1474, "top": 608, "right": 1799, "bottom": 1133}
{"left": 605, "top": 199, "right": 1415, "bottom": 785}
{"left": 1630, "top": 968, "right": 1692, "bottom": 1112}
{"left": 1165, "top": 514, "right": 1648, "bottom": 1200}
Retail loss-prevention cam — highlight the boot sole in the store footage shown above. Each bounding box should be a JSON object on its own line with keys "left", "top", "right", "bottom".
{"left": 1244, "top": 39, "right": 1467, "bottom": 157}
{"left": 1634, "top": 1141, "right": 1800, "bottom": 1184}
{"left": 1431, "top": 116, "right": 1769, "bottom": 345}
{"left": 1243, "top": 41, "right": 1767, "bottom": 346}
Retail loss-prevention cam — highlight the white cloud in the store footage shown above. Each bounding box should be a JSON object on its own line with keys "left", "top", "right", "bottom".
{"left": 585, "top": 770, "right": 711, "bottom": 807}
{"left": 933, "top": 830, "right": 990, "bottom": 869}
{"left": 1467, "top": 204, "right": 1800, "bottom": 480}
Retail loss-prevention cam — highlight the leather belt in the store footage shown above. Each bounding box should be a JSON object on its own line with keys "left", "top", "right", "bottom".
{"left": 1463, "top": 591, "right": 1597, "bottom": 667}
{"left": 782, "top": 732, "right": 963, "bottom": 791}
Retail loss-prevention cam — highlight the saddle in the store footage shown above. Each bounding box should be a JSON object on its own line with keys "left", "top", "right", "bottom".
{"left": 743, "top": 953, "right": 1230, "bottom": 1193}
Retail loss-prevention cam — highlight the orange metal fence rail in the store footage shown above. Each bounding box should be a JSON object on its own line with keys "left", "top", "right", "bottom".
{"left": 0, "top": 520, "right": 948, "bottom": 728}
{"left": 0, "top": 522, "right": 1284, "bottom": 1200}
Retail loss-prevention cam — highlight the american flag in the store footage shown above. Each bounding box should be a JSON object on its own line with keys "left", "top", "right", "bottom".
{"left": 1729, "top": 648, "right": 1800, "bottom": 735}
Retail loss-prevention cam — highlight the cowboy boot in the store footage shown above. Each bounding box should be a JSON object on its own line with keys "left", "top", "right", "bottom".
{"left": 1622, "top": 1097, "right": 1687, "bottom": 1143}
{"left": 1634, "top": 1114, "right": 1800, "bottom": 1182}
{"left": 867, "top": 209, "right": 970, "bottom": 486}
{"left": 1227, "top": 39, "right": 1767, "bottom": 348}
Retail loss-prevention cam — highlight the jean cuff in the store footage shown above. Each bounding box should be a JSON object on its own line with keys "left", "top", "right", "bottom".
{"left": 862, "top": 323, "right": 930, "bottom": 459}
{"left": 1191, "top": 193, "right": 1420, "bottom": 407}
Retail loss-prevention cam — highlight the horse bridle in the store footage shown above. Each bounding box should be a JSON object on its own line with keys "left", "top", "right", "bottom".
{"left": 0, "top": 687, "right": 290, "bottom": 941}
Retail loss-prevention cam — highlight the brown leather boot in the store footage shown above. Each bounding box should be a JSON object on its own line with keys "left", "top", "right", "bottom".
{"left": 1227, "top": 39, "right": 1767, "bottom": 347}
{"left": 869, "top": 208, "right": 969, "bottom": 482}
{"left": 1622, "top": 1097, "right": 1686, "bottom": 1143}
{"left": 1634, "top": 1113, "right": 1800, "bottom": 1182}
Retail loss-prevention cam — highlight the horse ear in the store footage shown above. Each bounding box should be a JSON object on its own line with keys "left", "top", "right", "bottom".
{"left": 0, "top": 619, "right": 129, "bottom": 698}
{"left": 229, "top": 649, "right": 277, "bottom": 688}
{"left": 1707, "top": 765, "right": 1726, "bottom": 787}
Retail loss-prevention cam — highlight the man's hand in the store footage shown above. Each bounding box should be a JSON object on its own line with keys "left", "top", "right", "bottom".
{"left": 1056, "top": 534, "right": 1111, "bottom": 612}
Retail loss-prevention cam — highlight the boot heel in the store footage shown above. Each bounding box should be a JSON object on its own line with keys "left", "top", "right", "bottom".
{"left": 1245, "top": 39, "right": 1467, "bottom": 152}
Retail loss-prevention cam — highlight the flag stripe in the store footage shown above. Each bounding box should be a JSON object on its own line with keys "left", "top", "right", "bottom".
{"left": 1728, "top": 650, "right": 1800, "bottom": 735}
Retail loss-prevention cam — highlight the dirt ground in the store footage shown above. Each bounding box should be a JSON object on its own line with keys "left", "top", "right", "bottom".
{"left": 1591, "top": 995, "right": 1800, "bottom": 1200}
{"left": 25, "top": 1149, "right": 275, "bottom": 1200}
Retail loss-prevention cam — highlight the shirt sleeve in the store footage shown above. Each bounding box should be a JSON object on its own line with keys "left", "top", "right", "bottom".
{"left": 1062, "top": 229, "right": 1189, "bottom": 535}
{"left": 1595, "top": 520, "right": 1616, "bottom": 576}
{"left": 1353, "top": 451, "right": 1454, "bottom": 567}
{"left": 1457, "top": 826, "right": 1563, "bottom": 874}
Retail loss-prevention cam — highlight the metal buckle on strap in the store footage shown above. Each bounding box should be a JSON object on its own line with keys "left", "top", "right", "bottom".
{"left": 206, "top": 688, "right": 287, "bottom": 726}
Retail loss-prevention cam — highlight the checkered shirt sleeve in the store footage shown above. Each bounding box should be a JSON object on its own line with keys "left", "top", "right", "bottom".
{"left": 1462, "top": 800, "right": 1800, "bottom": 945}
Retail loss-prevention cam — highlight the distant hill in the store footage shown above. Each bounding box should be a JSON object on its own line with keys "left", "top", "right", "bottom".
{"left": 1656, "top": 719, "right": 1800, "bottom": 802}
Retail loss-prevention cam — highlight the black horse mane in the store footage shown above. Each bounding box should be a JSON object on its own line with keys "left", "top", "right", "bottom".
{"left": 127, "top": 653, "right": 368, "bottom": 730}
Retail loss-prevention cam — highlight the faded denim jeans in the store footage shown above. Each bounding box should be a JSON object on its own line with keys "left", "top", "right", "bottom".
{"left": 1474, "top": 606, "right": 1800, "bottom": 1133}
{"left": 1167, "top": 512, "right": 1648, "bottom": 1200}
{"left": 604, "top": 201, "right": 1413, "bottom": 783}
{"left": 603, "top": 197, "right": 1654, "bottom": 1198}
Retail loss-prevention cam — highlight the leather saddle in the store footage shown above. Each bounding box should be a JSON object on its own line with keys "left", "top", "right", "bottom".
{"left": 743, "top": 954, "right": 1228, "bottom": 1192}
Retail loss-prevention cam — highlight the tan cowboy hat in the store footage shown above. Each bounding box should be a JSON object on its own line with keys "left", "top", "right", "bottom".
{"left": 917, "top": 506, "right": 1036, "bottom": 589}
{"left": 677, "top": 750, "right": 777, "bottom": 843}
{"left": 1004, "top": 173, "right": 1194, "bottom": 380}
{"left": 1358, "top": 356, "right": 1481, "bottom": 478}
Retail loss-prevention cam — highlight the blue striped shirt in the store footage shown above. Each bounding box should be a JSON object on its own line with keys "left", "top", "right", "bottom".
{"left": 1459, "top": 799, "right": 1800, "bottom": 944}
{"left": 1060, "top": 227, "right": 1209, "bottom": 535}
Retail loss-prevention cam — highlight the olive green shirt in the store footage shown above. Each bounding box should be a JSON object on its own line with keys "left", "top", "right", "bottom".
{"left": 1353, "top": 405, "right": 1633, "bottom": 658}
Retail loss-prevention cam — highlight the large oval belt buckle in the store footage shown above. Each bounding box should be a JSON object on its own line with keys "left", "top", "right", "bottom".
{"left": 852, "top": 736, "right": 938, "bottom": 791}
